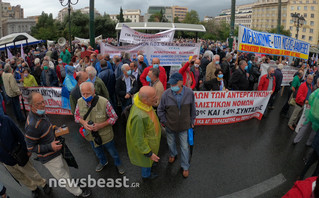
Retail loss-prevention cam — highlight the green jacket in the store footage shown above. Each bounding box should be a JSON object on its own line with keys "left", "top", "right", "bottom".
{"left": 78, "top": 96, "right": 113, "bottom": 147}
{"left": 126, "top": 94, "right": 161, "bottom": 167}
{"left": 306, "top": 89, "right": 319, "bottom": 132}
{"left": 60, "top": 50, "right": 71, "bottom": 64}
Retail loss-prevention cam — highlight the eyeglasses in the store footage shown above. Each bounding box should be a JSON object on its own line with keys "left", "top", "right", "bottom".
{"left": 34, "top": 101, "right": 45, "bottom": 106}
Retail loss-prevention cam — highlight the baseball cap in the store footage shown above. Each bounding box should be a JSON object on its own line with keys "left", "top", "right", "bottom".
{"left": 168, "top": 73, "right": 183, "bottom": 85}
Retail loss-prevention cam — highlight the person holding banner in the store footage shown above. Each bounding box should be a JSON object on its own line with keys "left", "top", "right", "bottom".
{"left": 157, "top": 73, "right": 196, "bottom": 178}
{"left": 204, "top": 69, "right": 228, "bottom": 91}
{"left": 140, "top": 58, "right": 167, "bottom": 90}
{"left": 191, "top": 59, "right": 204, "bottom": 91}
{"left": 229, "top": 60, "right": 250, "bottom": 91}
{"left": 288, "top": 75, "right": 314, "bottom": 131}
{"left": 179, "top": 56, "right": 197, "bottom": 90}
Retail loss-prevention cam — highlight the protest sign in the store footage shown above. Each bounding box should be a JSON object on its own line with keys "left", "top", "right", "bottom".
{"left": 19, "top": 87, "right": 72, "bottom": 115}
{"left": 119, "top": 24, "right": 175, "bottom": 44}
{"left": 260, "top": 64, "right": 298, "bottom": 86}
{"left": 238, "top": 25, "right": 310, "bottom": 60}
{"left": 194, "top": 91, "right": 272, "bottom": 125}
{"left": 100, "top": 42, "right": 200, "bottom": 66}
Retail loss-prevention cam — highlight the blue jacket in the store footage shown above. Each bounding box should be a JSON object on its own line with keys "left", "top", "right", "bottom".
{"left": 98, "top": 67, "right": 116, "bottom": 97}
{"left": 40, "top": 69, "right": 59, "bottom": 87}
{"left": 0, "top": 115, "right": 28, "bottom": 166}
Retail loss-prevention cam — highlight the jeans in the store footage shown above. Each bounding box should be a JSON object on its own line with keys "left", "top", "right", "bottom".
{"left": 10, "top": 96, "right": 25, "bottom": 122}
{"left": 166, "top": 128, "right": 190, "bottom": 170}
{"left": 141, "top": 167, "right": 151, "bottom": 178}
{"left": 90, "top": 140, "right": 122, "bottom": 166}
{"left": 0, "top": 93, "right": 4, "bottom": 115}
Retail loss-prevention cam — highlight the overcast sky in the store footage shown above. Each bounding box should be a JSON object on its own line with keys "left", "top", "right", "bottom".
{"left": 6, "top": 0, "right": 255, "bottom": 20}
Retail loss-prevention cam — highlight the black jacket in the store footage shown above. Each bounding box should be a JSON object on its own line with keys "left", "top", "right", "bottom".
{"left": 200, "top": 57, "right": 210, "bottom": 75}
{"left": 98, "top": 67, "right": 116, "bottom": 97}
{"left": 274, "top": 69, "right": 283, "bottom": 92}
{"left": 229, "top": 68, "right": 249, "bottom": 90}
{"left": 204, "top": 78, "right": 227, "bottom": 91}
{"left": 221, "top": 60, "right": 230, "bottom": 87}
{"left": 115, "top": 75, "right": 139, "bottom": 103}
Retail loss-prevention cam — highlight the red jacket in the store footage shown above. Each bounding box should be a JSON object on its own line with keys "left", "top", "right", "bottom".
{"left": 179, "top": 62, "right": 196, "bottom": 90}
{"left": 296, "top": 82, "right": 313, "bottom": 106}
{"left": 56, "top": 63, "right": 67, "bottom": 84}
{"left": 258, "top": 74, "right": 276, "bottom": 92}
{"left": 283, "top": 176, "right": 317, "bottom": 198}
{"left": 140, "top": 65, "right": 167, "bottom": 90}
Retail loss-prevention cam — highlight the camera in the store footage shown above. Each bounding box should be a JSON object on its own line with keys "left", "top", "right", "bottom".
{"left": 88, "top": 120, "right": 102, "bottom": 145}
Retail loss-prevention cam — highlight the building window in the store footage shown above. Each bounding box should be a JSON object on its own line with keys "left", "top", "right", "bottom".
{"left": 304, "top": 13, "right": 307, "bottom": 17}
{"left": 306, "top": 0, "right": 309, "bottom": 3}
{"left": 311, "top": 6, "right": 315, "bottom": 10}
{"left": 297, "top": 6, "right": 301, "bottom": 10}
{"left": 303, "top": 28, "right": 306, "bottom": 32}
{"left": 311, "top": 21, "right": 314, "bottom": 26}
{"left": 309, "top": 36, "right": 313, "bottom": 41}
{"left": 304, "top": 6, "right": 308, "bottom": 10}
{"left": 291, "top": 6, "right": 294, "bottom": 10}
{"left": 290, "top": 26, "right": 293, "bottom": 31}
{"left": 302, "top": 35, "right": 306, "bottom": 39}
{"left": 290, "top": 19, "right": 294, "bottom": 24}
{"left": 311, "top": 13, "right": 314, "bottom": 18}
{"left": 314, "top": 0, "right": 317, "bottom": 3}
{"left": 310, "top": 29, "right": 314, "bottom": 33}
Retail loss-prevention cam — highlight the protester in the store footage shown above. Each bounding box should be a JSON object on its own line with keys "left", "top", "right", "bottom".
{"left": 60, "top": 47, "right": 71, "bottom": 64}
{"left": 115, "top": 64, "right": 139, "bottom": 110}
{"left": 205, "top": 55, "right": 221, "bottom": 81}
{"left": 40, "top": 62, "right": 58, "bottom": 87}
{"left": 32, "top": 58, "right": 42, "bottom": 85}
{"left": 61, "top": 66, "right": 77, "bottom": 110}
{"left": 14, "top": 60, "right": 24, "bottom": 83}
{"left": 122, "top": 52, "right": 131, "bottom": 65}
{"left": 2, "top": 64, "right": 25, "bottom": 122}
{"left": 126, "top": 86, "right": 161, "bottom": 180}
{"left": 220, "top": 54, "right": 232, "bottom": 87}
{"left": 283, "top": 176, "right": 318, "bottom": 197}
{"left": 272, "top": 64, "right": 284, "bottom": 108}
{"left": 258, "top": 66, "right": 276, "bottom": 115}
{"left": 98, "top": 60, "right": 116, "bottom": 108}
{"left": 204, "top": 69, "right": 228, "bottom": 91}
{"left": 113, "top": 55, "right": 123, "bottom": 79}
{"left": 25, "top": 92, "right": 91, "bottom": 197}
{"left": 157, "top": 73, "right": 196, "bottom": 178}
{"left": 179, "top": 56, "right": 196, "bottom": 90}
{"left": 147, "top": 68, "right": 164, "bottom": 108}
{"left": 137, "top": 55, "right": 147, "bottom": 72}
{"left": 0, "top": 114, "right": 50, "bottom": 198}
{"left": 288, "top": 74, "right": 313, "bottom": 131}
{"left": 75, "top": 82, "right": 124, "bottom": 174}
{"left": 56, "top": 58, "right": 67, "bottom": 84}
{"left": 85, "top": 66, "right": 110, "bottom": 100}
{"left": 140, "top": 58, "right": 167, "bottom": 90}
{"left": 130, "top": 61, "right": 142, "bottom": 89}
{"left": 190, "top": 58, "right": 204, "bottom": 90}
{"left": 70, "top": 71, "right": 89, "bottom": 114}
{"left": 229, "top": 60, "right": 250, "bottom": 90}
{"left": 22, "top": 68, "right": 38, "bottom": 87}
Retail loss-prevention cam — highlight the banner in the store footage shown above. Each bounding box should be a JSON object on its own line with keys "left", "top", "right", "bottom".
{"left": 194, "top": 91, "right": 272, "bottom": 125}
{"left": 119, "top": 24, "right": 175, "bottom": 44}
{"left": 100, "top": 42, "right": 200, "bottom": 66}
{"left": 19, "top": 87, "right": 72, "bottom": 115}
{"left": 238, "top": 25, "right": 310, "bottom": 60}
{"left": 260, "top": 64, "right": 298, "bottom": 86}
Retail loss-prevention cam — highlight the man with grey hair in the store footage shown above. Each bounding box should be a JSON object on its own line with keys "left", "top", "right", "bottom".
{"left": 115, "top": 64, "right": 139, "bottom": 110}
{"left": 40, "top": 61, "right": 58, "bottom": 87}
{"left": 137, "top": 55, "right": 147, "bottom": 72}
{"left": 2, "top": 64, "right": 25, "bottom": 122}
{"left": 147, "top": 68, "right": 164, "bottom": 108}
{"left": 32, "top": 58, "right": 42, "bottom": 85}
{"left": 113, "top": 55, "right": 123, "bottom": 79}
{"left": 85, "top": 66, "right": 109, "bottom": 100}
{"left": 258, "top": 66, "right": 276, "bottom": 116}
{"left": 221, "top": 54, "right": 232, "bottom": 87}
{"left": 229, "top": 60, "right": 250, "bottom": 90}
{"left": 75, "top": 82, "right": 124, "bottom": 174}
{"left": 205, "top": 54, "right": 221, "bottom": 81}
{"left": 44, "top": 56, "right": 55, "bottom": 70}
{"left": 200, "top": 51, "right": 212, "bottom": 76}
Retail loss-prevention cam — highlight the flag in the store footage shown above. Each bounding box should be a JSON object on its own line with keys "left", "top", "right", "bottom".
{"left": 20, "top": 44, "right": 25, "bottom": 61}
{"left": 6, "top": 48, "right": 13, "bottom": 59}
{"left": 316, "top": 54, "right": 318, "bottom": 62}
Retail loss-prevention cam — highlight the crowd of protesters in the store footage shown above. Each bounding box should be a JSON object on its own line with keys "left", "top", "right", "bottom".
{"left": 0, "top": 38, "right": 319, "bottom": 197}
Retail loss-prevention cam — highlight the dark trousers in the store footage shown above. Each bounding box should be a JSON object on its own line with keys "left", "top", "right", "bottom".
{"left": 300, "top": 151, "right": 319, "bottom": 180}
{"left": 10, "top": 96, "right": 25, "bottom": 122}
{"left": 281, "top": 89, "right": 293, "bottom": 114}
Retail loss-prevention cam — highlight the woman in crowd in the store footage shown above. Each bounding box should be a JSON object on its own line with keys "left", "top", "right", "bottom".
{"left": 22, "top": 68, "right": 38, "bottom": 87}
{"left": 204, "top": 69, "right": 228, "bottom": 91}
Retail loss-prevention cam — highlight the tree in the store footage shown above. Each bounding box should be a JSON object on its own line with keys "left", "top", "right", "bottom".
{"left": 125, "top": 18, "right": 132, "bottom": 22}
{"left": 269, "top": 25, "right": 291, "bottom": 37}
{"left": 174, "top": 16, "right": 180, "bottom": 23}
{"left": 95, "top": 14, "right": 117, "bottom": 38}
{"left": 116, "top": 7, "right": 124, "bottom": 22}
{"left": 31, "top": 12, "right": 62, "bottom": 40}
{"left": 61, "top": 10, "right": 89, "bottom": 39}
{"left": 182, "top": 10, "right": 200, "bottom": 24}
{"left": 148, "top": 9, "right": 168, "bottom": 22}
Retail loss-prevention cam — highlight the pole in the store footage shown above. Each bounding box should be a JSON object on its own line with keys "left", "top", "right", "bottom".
{"left": 68, "top": 0, "right": 72, "bottom": 52}
{"left": 296, "top": 19, "right": 299, "bottom": 39}
{"left": 277, "top": 0, "right": 281, "bottom": 34}
{"left": 89, "top": 0, "right": 95, "bottom": 49}
{"left": 229, "top": 0, "right": 236, "bottom": 49}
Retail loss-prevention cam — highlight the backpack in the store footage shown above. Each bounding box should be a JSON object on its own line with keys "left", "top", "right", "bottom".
{"left": 60, "top": 64, "right": 66, "bottom": 78}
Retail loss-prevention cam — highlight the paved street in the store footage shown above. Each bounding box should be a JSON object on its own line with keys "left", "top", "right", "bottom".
{"left": 1, "top": 88, "right": 315, "bottom": 198}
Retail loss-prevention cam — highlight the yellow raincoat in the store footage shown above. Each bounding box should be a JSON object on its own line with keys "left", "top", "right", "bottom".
{"left": 126, "top": 94, "right": 161, "bottom": 168}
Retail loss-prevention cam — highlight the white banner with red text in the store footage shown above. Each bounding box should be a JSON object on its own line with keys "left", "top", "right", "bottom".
{"left": 100, "top": 42, "right": 200, "bottom": 66}
{"left": 19, "top": 86, "right": 72, "bottom": 115}
{"left": 119, "top": 24, "right": 175, "bottom": 44}
{"left": 260, "top": 64, "right": 299, "bottom": 86}
{"left": 195, "top": 91, "right": 272, "bottom": 125}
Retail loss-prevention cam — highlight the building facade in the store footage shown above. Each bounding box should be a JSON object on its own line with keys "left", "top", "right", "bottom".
{"left": 2, "top": 18, "right": 36, "bottom": 36}
{"left": 172, "top": 6, "right": 188, "bottom": 22}
{"left": 145, "top": 6, "right": 173, "bottom": 22}
{"left": 110, "top": 9, "right": 142, "bottom": 23}
{"left": 1, "top": 2, "right": 23, "bottom": 19}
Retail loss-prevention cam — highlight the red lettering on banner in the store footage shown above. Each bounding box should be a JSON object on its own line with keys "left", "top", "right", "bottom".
{"left": 241, "top": 45, "right": 259, "bottom": 53}
{"left": 195, "top": 92, "right": 209, "bottom": 99}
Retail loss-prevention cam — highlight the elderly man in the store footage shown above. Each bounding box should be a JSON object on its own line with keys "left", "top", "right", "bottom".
{"left": 70, "top": 71, "right": 89, "bottom": 114}
{"left": 75, "top": 82, "right": 124, "bottom": 174}
{"left": 25, "top": 92, "right": 91, "bottom": 197}
{"left": 229, "top": 60, "right": 250, "bottom": 90}
{"left": 113, "top": 55, "right": 123, "bottom": 79}
{"left": 126, "top": 86, "right": 161, "bottom": 180}
{"left": 32, "top": 58, "right": 42, "bottom": 85}
{"left": 115, "top": 64, "right": 139, "bottom": 110}
{"left": 147, "top": 68, "right": 164, "bottom": 108}
{"left": 137, "top": 51, "right": 149, "bottom": 67}
{"left": 60, "top": 47, "right": 71, "bottom": 64}
{"left": 2, "top": 64, "right": 25, "bottom": 122}
{"left": 85, "top": 66, "right": 109, "bottom": 100}
{"left": 98, "top": 60, "right": 116, "bottom": 108}
{"left": 130, "top": 61, "right": 142, "bottom": 89}
{"left": 288, "top": 74, "right": 314, "bottom": 130}
{"left": 0, "top": 114, "right": 50, "bottom": 198}
{"left": 40, "top": 61, "right": 58, "bottom": 87}
{"left": 200, "top": 51, "right": 212, "bottom": 76}
{"left": 137, "top": 55, "right": 147, "bottom": 72}
{"left": 221, "top": 54, "right": 232, "bottom": 88}
{"left": 44, "top": 56, "right": 55, "bottom": 70}
{"left": 157, "top": 73, "right": 196, "bottom": 178}
{"left": 205, "top": 55, "right": 221, "bottom": 81}
{"left": 140, "top": 58, "right": 167, "bottom": 89}
{"left": 258, "top": 66, "right": 276, "bottom": 116}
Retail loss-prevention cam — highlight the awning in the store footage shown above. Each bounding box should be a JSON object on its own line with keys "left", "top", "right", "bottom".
{"left": 0, "top": 33, "right": 45, "bottom": 50}
{"left": 309, "top": 47, "right": 319, "bottom": 54}
{"left": 115, "top": 22, "right": 206, "bottom": 32}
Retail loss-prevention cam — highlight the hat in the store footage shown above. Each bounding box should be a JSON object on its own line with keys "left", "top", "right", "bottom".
{"left": 168, "top": 73, "right": 183, "bottom": 85}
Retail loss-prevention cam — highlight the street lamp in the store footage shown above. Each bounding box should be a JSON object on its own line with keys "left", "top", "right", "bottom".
{"left": 59, "top": 0, "right": 79, "bottom": 52}
{"left": 291, "top": 12, "right": 305, "bottom": 40}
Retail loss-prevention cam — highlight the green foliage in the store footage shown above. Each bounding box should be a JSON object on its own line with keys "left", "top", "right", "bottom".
{"left": 199, "top": 20, "right": 234, "bottom": 41}
{"left": 269, "top": 25, "right": 291, "bottom": 36}
{"left": 174, "top": 16, "right": 180, "bottom": 23}
{"left": 148, "top": 9, "right": 168, "bottom": 22}
{"left": 182, "top": 10, "right": 200, "bottom": 24}
{"left": 95, "top": 14, "right": 117, "bottom": 38}
{"left": 31, "top": 12, "right": 61, "bottom": 40}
